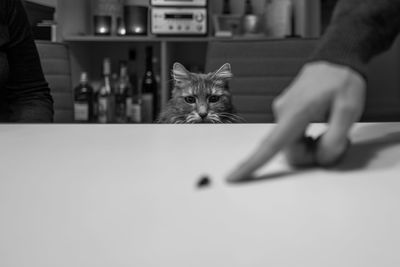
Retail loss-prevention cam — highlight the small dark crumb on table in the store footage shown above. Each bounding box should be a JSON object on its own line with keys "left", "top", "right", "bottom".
{"left": 197, "top": 175, "right": 211, "bottom": 188}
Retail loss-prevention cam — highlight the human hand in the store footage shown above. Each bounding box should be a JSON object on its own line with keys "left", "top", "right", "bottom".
{"left": 226, "top": 61, "right": 366, "bottom": 182}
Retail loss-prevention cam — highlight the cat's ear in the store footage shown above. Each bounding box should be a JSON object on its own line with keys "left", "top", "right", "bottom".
{"left": 172, "top": 62, "right": 190, "bottom": 84}
{"left": 213, "top": 63, "right": 233, "bottom": 80}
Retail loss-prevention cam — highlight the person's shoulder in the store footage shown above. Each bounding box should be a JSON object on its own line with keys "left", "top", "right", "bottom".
{"left": 0, "top": 0, "right": 9, "bottom": 9}
{"left": 0, "top": 1, "right": 5, "bottom": 24}
{"left": 0, "top": 0, "right": 10, "bottom": 20}
{"left": 1, "top": 0, "right": 21, "bottom": 23}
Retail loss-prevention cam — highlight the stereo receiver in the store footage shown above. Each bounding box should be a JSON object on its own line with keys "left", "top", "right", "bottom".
{"left": 151, "top": 0, "right": 207, "bottom": 7}
{"left": 151, "top": 8, "right": 207, "bottom": 35}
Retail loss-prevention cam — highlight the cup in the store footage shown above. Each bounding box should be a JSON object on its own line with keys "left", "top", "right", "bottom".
{"left": 94, "top": 15, "right": 112, "bottom": 35}
{"left": 117, "top": 17, "right": 126, "bottom": 35}
{"left": 242, "top": 14, "right": 260, "bottom": 34}
{"left": 124, "top": 5, "right": 148, "bottom": 35}
{"left": 263, "top": 0, "right": 292, "bottom": 37}
{"left": 92, "top": 0, "right": 123, "bottom": 35}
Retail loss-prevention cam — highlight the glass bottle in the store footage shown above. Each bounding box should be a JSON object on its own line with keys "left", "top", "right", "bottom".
{"left": 127, "top": 49, "right": 142, "bottom": 123}
{"left": 222, "top": 0, "right": 231, "bottom": 15}
{"left": 141, "top": 46, "right": 158, "bottom": 123}
{"left": 98, "top": 58, "right": 114, "bottom": 123}
{"left": 74, "top": 72, "right": 94, "bottom": 122}
{"left": 115, "top": 61, "right": 129, "bottom": 123}
{"left": 244, "top": 0, "right": 253, "bottom": 15}
{"left": 130, "top": 81, "right": 142, "bottom": 123}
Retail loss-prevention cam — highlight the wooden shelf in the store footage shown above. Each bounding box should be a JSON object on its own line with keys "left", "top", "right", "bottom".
{"left": 63, "top": 35, "right": 212, "bottom": 42}
{"left": 63, "top": 35, "right": 310, "bottom": 43}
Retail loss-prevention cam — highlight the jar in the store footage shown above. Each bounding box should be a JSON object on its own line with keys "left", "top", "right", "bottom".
{"left": 263, "top": 0, "right": 292, "bottom": 38}
{"left": 92, "top": 0, "right": 123, "bottom": 35}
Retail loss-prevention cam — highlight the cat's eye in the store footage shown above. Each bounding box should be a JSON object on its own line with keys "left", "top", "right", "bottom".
{"left": 184, "top": 96, "right": 196, "bottom": 104}
{"left": 208, "top": 95, "right": 220, "bottom": 103}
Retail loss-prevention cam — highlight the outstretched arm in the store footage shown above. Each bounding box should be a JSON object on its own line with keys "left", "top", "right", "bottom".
{"left": 311, "top": 0, "right": 400, "bottom": 76}
{"left": 227, "top": 0, "right": 400, "bottom": 182}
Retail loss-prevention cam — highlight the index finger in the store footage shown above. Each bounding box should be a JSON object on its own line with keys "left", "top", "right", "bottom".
{"left": 226, "top": 112, "right": 310, "bottom": 183}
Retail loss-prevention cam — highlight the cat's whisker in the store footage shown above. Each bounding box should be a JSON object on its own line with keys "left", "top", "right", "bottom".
{"left": 157, "top": 62, "right": 240, "bottom": 124}
{"left": 219, "top": 112, "right": 245, "bottom": 123}
{"left": 218, "top": 116, "right": 234, "bottom": 123}
{"left": 219, "top": 112, "right": 242, "bottom": 118}
{"left": 207, "top": 113, "right": 223, "bottom": 124}
{"left": 222, "top": 117, "right": 238, "bottom": 123}
{"left": 219, "top": 114, "right": 236, "bottom": 120}
{"left": 185, "top": 114, "right": 199, "bottom": 123}
{"left": 171, "top": 117, "right": 181, "bottom": 124}
{"left": 171, "top": 115, "right": 187, "bottom": 124}
{"left": 207, "top": 113, "right": 217, "bottom": 123}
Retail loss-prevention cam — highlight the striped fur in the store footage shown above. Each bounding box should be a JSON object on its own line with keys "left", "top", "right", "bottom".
{"left": 157, "top": 62, "right": 244, "bottom": 123}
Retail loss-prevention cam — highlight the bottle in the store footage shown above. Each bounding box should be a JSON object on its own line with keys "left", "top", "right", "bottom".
{"left": 127, "top": 49, "right": 142, "bottom": 123}
{"left": 286, "top": 0, "right": 299, "bottom": 38}
{"left": 98, "top": 58, "right": 114, "bottom": 123}
{"left": 141, "top": 46, "right": 158, "bottom": 123}
{"left": 222, "top": 0, "right": 231, "bottom": 15}
{"left": 130, "top": 81, "right": 142, "bottom": 123}
{"left": 115, "top": 61, "right": 129, "bottom": 123}
{"left": 74, "top": 72, "right": 94, "bottom": 122}
{"left": 91, "top": 79, "right": 102, "bottom": 122}
{"left": 243, "top": 0, "right": 260, "bottom": 35}
{"left": 244, "top": 0, "right": 253, "bottom": 14}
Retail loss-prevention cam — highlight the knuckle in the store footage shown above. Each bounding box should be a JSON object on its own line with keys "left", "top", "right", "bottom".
{"left": 272, "top": 97, "right": 284, "bottom": 115}
{"left": 315, "top": 136, "right": 351, "bottom": 167}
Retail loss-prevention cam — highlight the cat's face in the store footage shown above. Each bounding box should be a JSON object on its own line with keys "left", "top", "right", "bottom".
{"left": 168, "top": 62, "right": 237, "bottom": 123}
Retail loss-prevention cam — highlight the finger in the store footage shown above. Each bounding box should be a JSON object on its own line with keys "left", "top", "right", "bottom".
{"left": 315, "top": 91, "right": 364, "bottom": 166}
{"left": 226, "top": 111, "right": 310, "bottom": 182}
{"left": 282, "top": 97, "right": 328, "bottom": 168}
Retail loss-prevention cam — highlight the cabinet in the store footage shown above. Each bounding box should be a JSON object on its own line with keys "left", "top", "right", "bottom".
{"left": 54, "top": 0, "right": 400, "bottom": 123}
{"left": 56, "top": 0, "right": 321, "bottom": 112}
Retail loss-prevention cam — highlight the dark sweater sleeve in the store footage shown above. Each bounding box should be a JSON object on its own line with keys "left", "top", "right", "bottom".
{"left": 5, "top": 0, "right": 54, "bottom": 122}
{"left": 310, "top": 0, "right": 400, "bottom": 77}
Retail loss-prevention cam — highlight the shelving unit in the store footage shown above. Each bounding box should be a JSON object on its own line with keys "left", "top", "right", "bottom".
{"left": 57, "top": 0, "right": 321, "bottom": 110}
{"left": 62, "top": 36, "right": 210, "bottom": 109}
{"left": 63, "top": 35, "right": 306, "bottom": 109}
{"left": 52, "top": 0, "right": 400, "bottom": 122}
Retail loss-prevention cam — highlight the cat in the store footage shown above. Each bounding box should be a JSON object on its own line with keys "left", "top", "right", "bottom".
{"left": 157, "top": 62, "right": 244, "bottom": 124}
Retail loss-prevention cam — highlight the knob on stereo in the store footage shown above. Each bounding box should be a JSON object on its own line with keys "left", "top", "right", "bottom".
{"left": 195, "top": 13, "right": 204, "bottom": 22}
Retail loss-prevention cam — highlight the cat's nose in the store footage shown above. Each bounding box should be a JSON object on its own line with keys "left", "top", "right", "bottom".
{"left": 199, "top": 112, "right": 208, "bottom": 119}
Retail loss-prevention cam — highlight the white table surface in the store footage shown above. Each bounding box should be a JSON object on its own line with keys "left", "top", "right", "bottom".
{"left": 1, "top": 123, "right": 400, "bottom": 267}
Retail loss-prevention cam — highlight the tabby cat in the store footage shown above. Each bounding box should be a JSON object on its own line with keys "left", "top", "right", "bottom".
{"left": 157, "top": 62, "right": 243, "bottom": 123}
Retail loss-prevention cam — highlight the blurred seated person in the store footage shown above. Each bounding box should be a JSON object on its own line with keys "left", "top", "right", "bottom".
{"left": 0, "top": 0, "right": 53, "bottom": 122}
